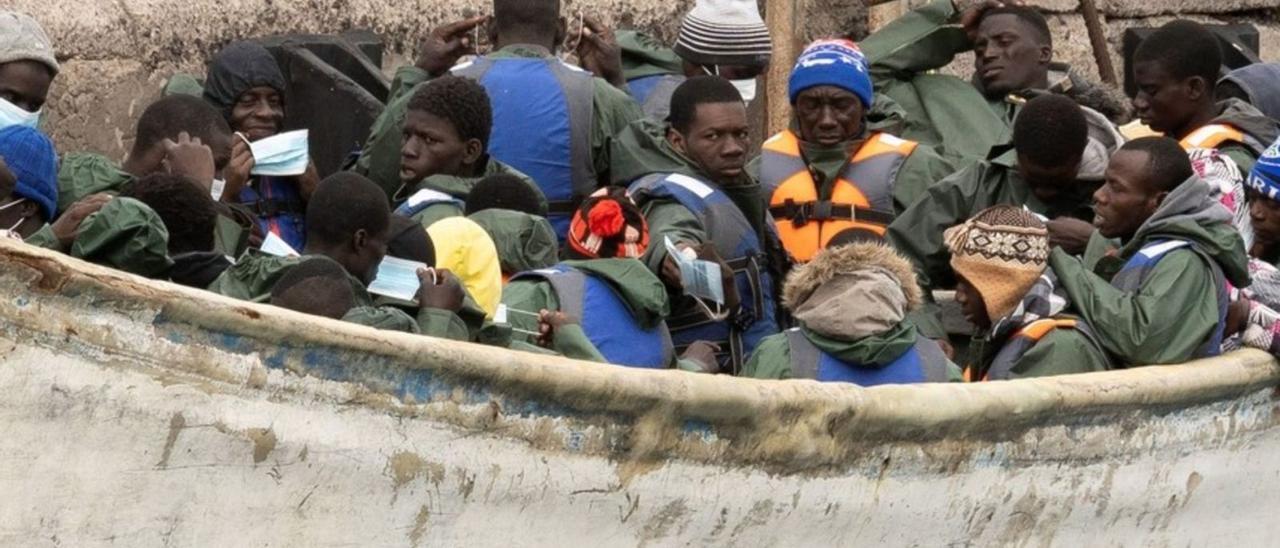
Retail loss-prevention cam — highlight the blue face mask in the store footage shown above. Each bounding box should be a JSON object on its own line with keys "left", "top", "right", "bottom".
{"left": 0, "top": 97, "right": 40, "bottom": 130}
{"left": 248, "top": 129, "right": 310, "bottom": 177}
{"left": 367, "top": 256, "right": 431, "bottom": 303}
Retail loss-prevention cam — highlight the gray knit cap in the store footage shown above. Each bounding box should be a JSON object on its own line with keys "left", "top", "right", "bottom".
{"left": 0, "top": 12, "right": 58, "bottom": 76}
{"left": 673, "top": 0, "right": 772, "bottom": 68}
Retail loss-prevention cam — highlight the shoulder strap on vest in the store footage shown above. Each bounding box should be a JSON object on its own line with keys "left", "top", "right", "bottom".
{"left": 514, "top": 266, "right": 587, "bottom": 320}
{"left": 393, "top": 188, "right": 461, "bottom": 217}
{"left": 1180, "top": 124, "right": 1247, "bottom": 150}
{"left": 785, "top": 329, "right": 821, "bottom": 380}
{"left": 985, "top": 318, "right": 1079, "bottom": 381}
{"left": 912, "top": 337, "right": 952, "bottom": 382}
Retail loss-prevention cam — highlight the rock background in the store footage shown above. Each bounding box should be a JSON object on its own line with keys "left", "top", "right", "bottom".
{"left": 6, "top": 0, "right": 1279, "bottom": 160}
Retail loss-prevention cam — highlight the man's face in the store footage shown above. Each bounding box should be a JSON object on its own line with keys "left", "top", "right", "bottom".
{"left": 1132, "top": 61, "right": 1200, "bottom": 135}
{"left": 401, "top": 110, "right": 473, "bottom": 184}
{"left": 669, "top": 102, "right": 749, "bottom": 184}
{"left": 954, "top": 277, "right": 991, "bottom": 331}
{"left": 974, "top": 14, "right": 1051, "bottom": 98}
{"left": 0, "top": 61, "right": 53, "bottom": 113}
{"left": 1093, "top": 149, "right": 1164, "bottom": 240}
{"left": 1017, "top": 153, "right": 1081, "bottom": 205}
{"left": 794, "top": 86, "right": 864, "bottom": 146}
{"left": 230, "top": 86, "right": 284, "bottom": 141}
{"left": 1249, "top": 193, "right": 1280, "bottom": 248}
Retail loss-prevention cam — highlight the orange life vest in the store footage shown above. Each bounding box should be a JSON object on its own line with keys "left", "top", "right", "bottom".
{"left": 760, "top": 129, "right": 917, "bottom": 262}
{"left": 1179, "top": 124, "right": 1246, "bottom": 150}
{"left": 965, "top": 318, "right": 1079, "bottom": 382}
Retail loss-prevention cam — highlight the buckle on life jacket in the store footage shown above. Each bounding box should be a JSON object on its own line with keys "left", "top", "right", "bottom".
{"left": 812, "top": 200, "right": 834, "bottom": 222}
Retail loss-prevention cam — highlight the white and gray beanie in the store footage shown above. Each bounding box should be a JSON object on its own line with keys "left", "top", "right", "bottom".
{"left": 0, "top": 12, "right": 58, "bottom": 75}
{"left": 673, "top": 0, "right": 772, "bottom": 68}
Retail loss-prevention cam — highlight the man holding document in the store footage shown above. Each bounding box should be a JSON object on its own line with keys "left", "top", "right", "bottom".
{"left": 624, "top": 76, "right": 783, "bottom": 372}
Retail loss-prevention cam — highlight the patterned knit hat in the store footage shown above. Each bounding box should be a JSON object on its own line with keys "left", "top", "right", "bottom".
{"left": 944, "top": 206, "right": 1050, "bottom": 324}
{"left": 0, "top": 125, "right": 57, "bottom": 220}
{"left": 567, "top": 187, "right": 649, "bottom": 259}
{"left": 673, "top": 0, "right": 772, "bottom": 67}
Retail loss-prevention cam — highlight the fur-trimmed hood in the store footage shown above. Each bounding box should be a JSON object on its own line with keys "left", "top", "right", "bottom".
{"left": 783, "top": 241, "right": 922, "bottom": 310}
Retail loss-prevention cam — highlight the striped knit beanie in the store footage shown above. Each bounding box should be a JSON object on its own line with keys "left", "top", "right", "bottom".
{"left": 944, "top": 206, "right": 1050, "bottom": 324}
{"left": 567, "top": 187, "right": 650, "bottom": 259}
{"left": 673, "top": 0, "right": 772, "bottom": 68}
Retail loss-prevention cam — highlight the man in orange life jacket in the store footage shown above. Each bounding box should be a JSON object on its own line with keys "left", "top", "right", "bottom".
{"left": 1132, "top": 20, "right": 1280, "bottom": 175}
{"left": 749, "top": 39, "right": 954, "bottom": 263}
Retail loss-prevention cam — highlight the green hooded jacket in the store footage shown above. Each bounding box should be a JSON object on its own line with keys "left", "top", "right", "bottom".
{"left": 397, "top": 157, "right": 545, "bottom": 230}
{"left": 742, "top": 242, "right": 961, "bottom": 381}
{"left": 71, "top": 197, "right": 174, "bottom": 278}
{"left": 207, "top": 252, "right": 471, "bottom": 341}
{"left": 501, "top": 258, "right": 694, "bottom": 367}
{"left": 1199, "top": 98, "right": 1280, "bottom": 175}
{"left": 886, "top": 148, "right": 1095, "bottom": 338}
{"left": 618, "top": 30, "right": 683, "bottom": 82}
{"left": 1050, "top": 176, "right": 1251, "bottom": 365}
{"left": 354, "top": 45, "right": 642, "bottom": 200}
{"left": 468, "top": 208, "right": 559, "bottom": 277}
{"left": 58, "top": 152, "right": 253, "bottom": 257}
{"left": 609, "top": 117, "right": 781, "bottom": 280}
{"left": 859, "top": 0, "right": 1128, "bottom": 167}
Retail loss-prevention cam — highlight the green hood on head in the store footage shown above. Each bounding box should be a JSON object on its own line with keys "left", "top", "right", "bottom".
{"left": 57, "top": 153, "right": 132, "bottom": 212}
{"left": 1124, "top": 175, "right": 1251, "bottom": 288}
{"left": 1212, "top": 98, "right": 1280, "bottom": 156}
{"left": 71, "top": 197, "right": 173, "bottom": 278}
{"left": 561, "top": 258, "right": 670, "bottom": 328}
{"left": 403, "top": 158, "right": 548, "bottom": 217}
{"left": 618, "top": 30, "right": 683, "bottom": 82}
{"left": 609, "top": 118, "right": 711, "bottom": 186}
{"left": 468, "top": 209, "right": 559, "bottom": 275}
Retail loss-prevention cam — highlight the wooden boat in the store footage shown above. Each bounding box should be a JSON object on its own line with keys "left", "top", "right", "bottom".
{"left": 0, "top": 239, "right": 1275, "bottom": 546}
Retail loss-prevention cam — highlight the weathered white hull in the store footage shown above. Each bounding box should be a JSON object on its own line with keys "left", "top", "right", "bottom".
{"left": 0, "top": 240, "right": 1276, "bottom": 547}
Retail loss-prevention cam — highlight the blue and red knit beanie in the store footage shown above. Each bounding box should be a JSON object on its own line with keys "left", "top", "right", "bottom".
{"left": 788, "top": 39, "right": 873, "bottom": 109}
{"left": 0, "top": 125, "right": 57, "bottom": 220}
{"left": 1249, "top": 137, "right": 1280, "bottom": 203}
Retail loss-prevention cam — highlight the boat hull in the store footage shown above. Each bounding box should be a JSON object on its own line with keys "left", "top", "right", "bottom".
{"left": 0, "top": 240, "right": 1276, "bottom": 547}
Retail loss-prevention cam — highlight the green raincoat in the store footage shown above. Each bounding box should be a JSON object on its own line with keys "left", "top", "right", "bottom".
{"left": 468, "top": 208, "right": 559, "bottom": 277}
{"left": 354, "top": 45, "right": 642, "bottom": 199}
{"left": 886, "top": 148, "right": 1096, "bottom": 338}
{"left": 1050, "top": 176, "right": 1251, "bottom": 365}
{"left": 70, "top": 197, "right": 173, "bottom": 278}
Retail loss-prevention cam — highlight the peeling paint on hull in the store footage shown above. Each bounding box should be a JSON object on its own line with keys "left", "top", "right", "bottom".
{"left": 0, "top": 239, "right": 1276, "bottom": 546}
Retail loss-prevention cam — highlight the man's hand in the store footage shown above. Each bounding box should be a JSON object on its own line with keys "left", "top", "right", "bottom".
{"left": 416, "top": 15, "right": 490, "bottom": 76}
{"left": 417, "top": 268, "right": 466, "bottom": 312}
{"left": 223, "top": 134, "right": 255, "bottom": 202}
{"left": 959, "top": 0, "right": 1017, "bottom": 43}
{"left": 1046, "top": 217, "right": 1095, "bottom": 256}
{"left": 698, "top": 245, "right": 741, "bottom": 312}
{"left": 295, "top": 160, "right": 321, "bottom": 201}
{"left": 660, "top": 242, "right": 694, "bottom": 289}
{"left": 680, "top": 341, "right": 722, "bottom": 374}
{"left": 536, "top": 309, "right": 576, "bottom": 349}
{"left": 574, "top": 15, "right": 626, "bottom": 88}
{"left": 162, "top": 132, "right": 216, "bottom": 188}
{"left": 50, "top": 193, "right": 113, "bottom": 249}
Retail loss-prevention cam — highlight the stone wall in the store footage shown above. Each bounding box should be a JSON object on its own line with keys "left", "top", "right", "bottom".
{"left": 8, "top": 0, "right": 1280, "bottom": 160}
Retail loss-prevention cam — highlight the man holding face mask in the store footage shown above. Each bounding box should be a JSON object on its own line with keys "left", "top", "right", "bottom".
{"left": 751, "top": 39, "right": 953, "bottom": 264}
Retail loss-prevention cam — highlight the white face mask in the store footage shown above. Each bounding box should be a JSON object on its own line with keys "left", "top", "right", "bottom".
{"left": 0, "top": 97, "right": 40, "bottom": 130}
{"left": 701, "top": 65, "right": 758, "bottom": 104}
{"left": 0, "top": 197, "right": 27, "bottom": 232}
{"left": 247, "top": 130, "right": 310, "bottom": 177}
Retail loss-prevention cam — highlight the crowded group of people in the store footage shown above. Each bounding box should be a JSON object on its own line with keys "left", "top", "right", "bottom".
{"left": 3, "top": 0, "right": 1280, "bottom": 385}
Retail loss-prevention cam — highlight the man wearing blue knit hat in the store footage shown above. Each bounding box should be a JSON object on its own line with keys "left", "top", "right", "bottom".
{"left": 0, "top": 125, "right": 58, "bottom": 238}
{"left": 1246, "top": 139, "right": 1280, "bottom": 266}
{"left": 750, "top": 39, "right": 953, "bottom": 264}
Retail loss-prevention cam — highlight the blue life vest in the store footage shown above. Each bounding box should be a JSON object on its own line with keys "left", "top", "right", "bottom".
{"left": 1111, "top": 239, "right": 1229, "bottom": 360}
{"left": 512, "top": 265, "right": 673, "bottom": 369}
{"left": 627, "top": 74, "right": 666, "bottom": 104}
{"left": 784, "top": 329, "right": 951, "bottom": 385}
{"left": 453, "top": 57, "right": 596, "bottom": 241}
{"left": 627, "top": 74, "right": 684, "bottom": 121}
{"left": 628, "top": 172, "right": 780, "bottom": 372}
